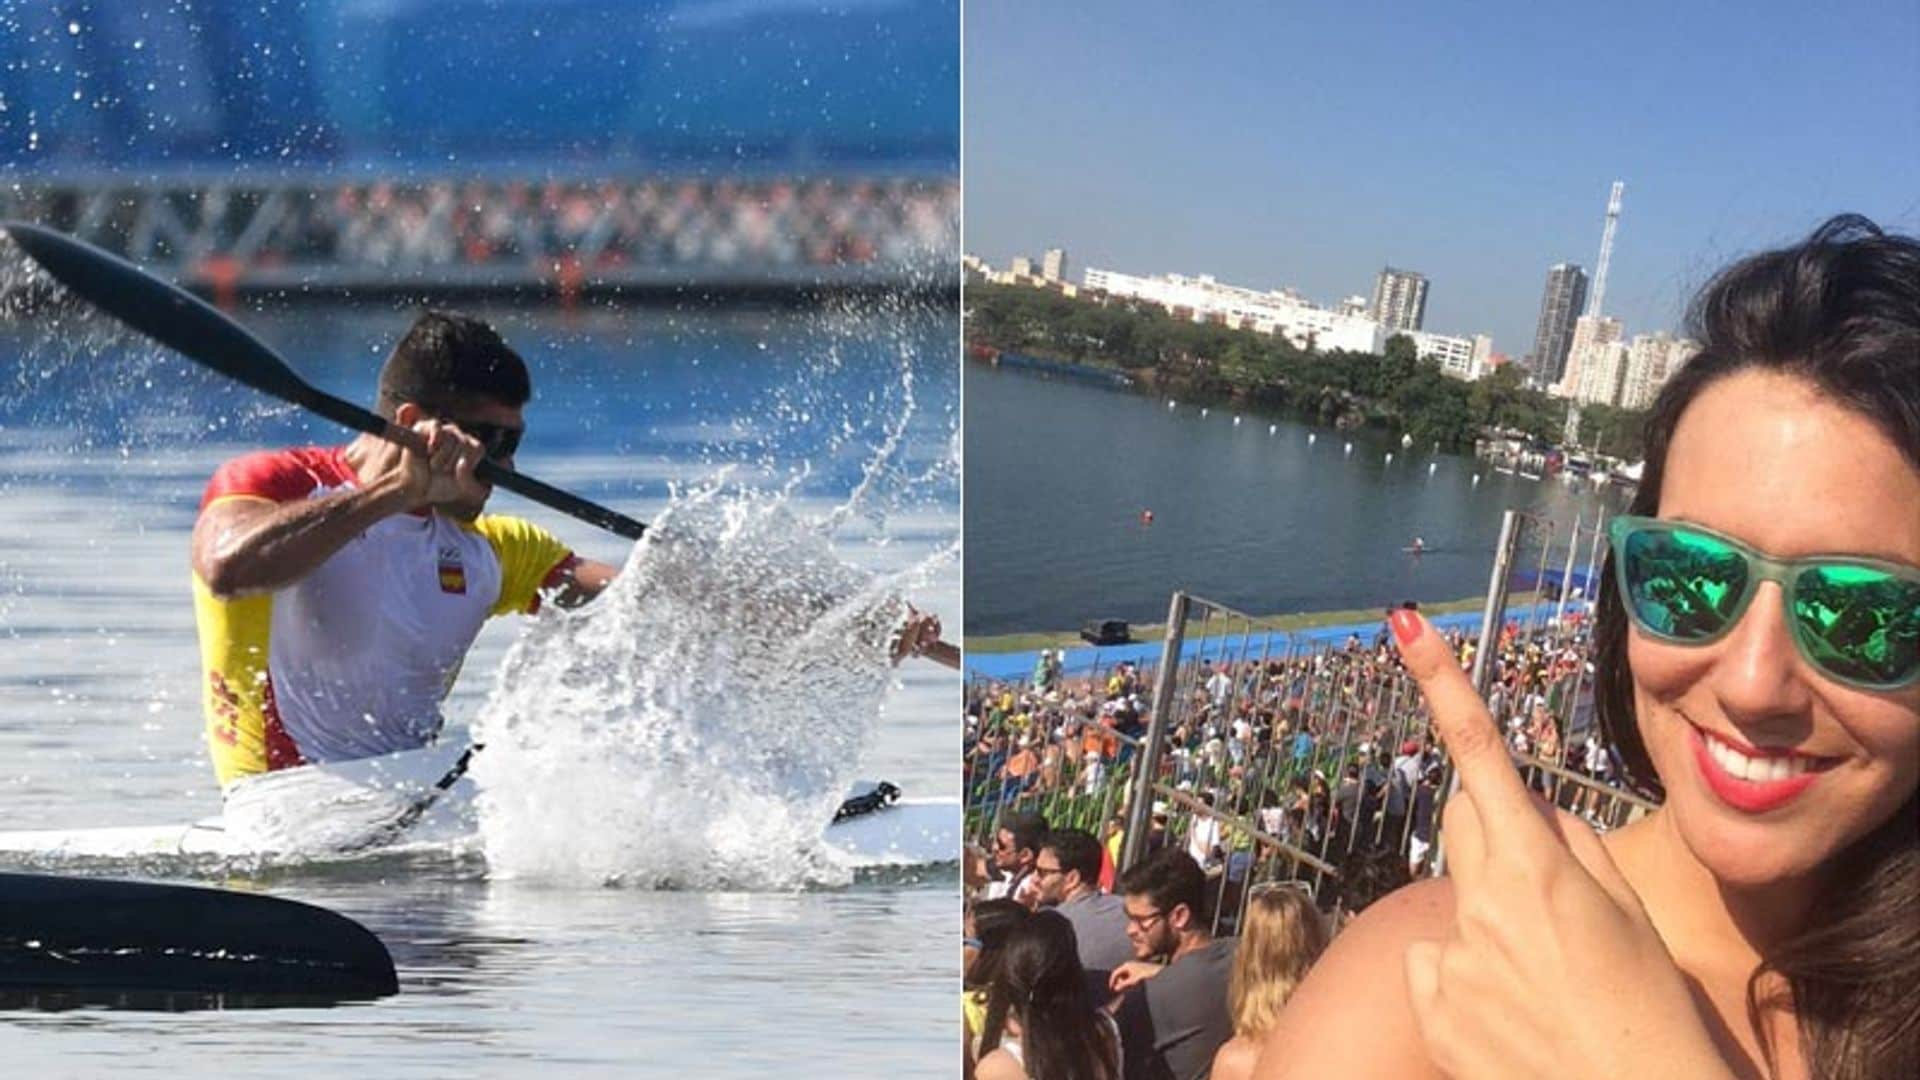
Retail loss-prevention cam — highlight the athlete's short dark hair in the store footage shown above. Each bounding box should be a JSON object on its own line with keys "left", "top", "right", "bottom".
{"left": 377, "top": 311, "right": 530, "bottom": 417}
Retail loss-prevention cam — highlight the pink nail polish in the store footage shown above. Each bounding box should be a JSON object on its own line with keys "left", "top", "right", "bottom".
{"left": 1389, "top": 609, "right": 1422, "bottom": 647}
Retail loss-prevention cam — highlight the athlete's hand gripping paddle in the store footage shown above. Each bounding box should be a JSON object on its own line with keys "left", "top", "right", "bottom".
{"left": 0, "top": 221, "right": 958, "bottom": 670}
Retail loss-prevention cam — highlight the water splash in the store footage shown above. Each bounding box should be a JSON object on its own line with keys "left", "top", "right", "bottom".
{"left": 470, "top": 485, "right": 923, "bottom": 889}
{"left": 0, "top": 231, "right": 141, "bottom": 361}
{"left": 0, "top": 233, "right": 290, "bottom": 454}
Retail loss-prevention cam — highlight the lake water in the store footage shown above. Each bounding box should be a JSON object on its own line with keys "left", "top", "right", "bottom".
{"left": 0, "top": 304, "right": 959, "bottom": 1075}
{"left": 963, "top": 358, "right": 1626, "bottom": 636}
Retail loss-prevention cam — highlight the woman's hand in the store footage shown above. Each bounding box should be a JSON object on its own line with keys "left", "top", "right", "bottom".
{"left": 1389, "top": 609, "right": 1736, "bottom": 1080}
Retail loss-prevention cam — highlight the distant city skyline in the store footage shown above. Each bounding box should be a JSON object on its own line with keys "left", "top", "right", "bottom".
{"left": 966, "top": 1, "right": 1919, "bottom": 357}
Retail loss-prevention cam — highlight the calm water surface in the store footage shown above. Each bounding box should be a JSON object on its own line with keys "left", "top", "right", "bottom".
{"left": 0, "top": 305, "right": 958, "bottom": 1076}
{"left": 964, "top": 359, "right": 1626, "bottom": 635}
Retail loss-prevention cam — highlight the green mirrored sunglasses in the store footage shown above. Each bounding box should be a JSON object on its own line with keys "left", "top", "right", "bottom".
{"left": 1608, "top": 515, "right": 1920, "bottom": 691}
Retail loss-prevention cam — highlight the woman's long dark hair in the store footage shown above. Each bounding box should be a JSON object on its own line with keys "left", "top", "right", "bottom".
{"left": 1592, "top": 214, "right": 1920, "bottom": 1079}
{"left": 979, "top": 912, "right": 1118, "bottom": 1080}
{"left": 966, "top": 898, "right": 1032, "bottom": 992}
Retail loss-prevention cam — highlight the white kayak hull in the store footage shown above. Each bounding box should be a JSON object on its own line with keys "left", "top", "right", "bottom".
{"left": 0, "top": 745, "right": 957, "bottom": 869}
{"left": 0, "top": 801, "right": 956, "bottom": 867}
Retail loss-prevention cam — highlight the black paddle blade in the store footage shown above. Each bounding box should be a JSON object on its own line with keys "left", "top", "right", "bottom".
{"left": 0, "top": 872, "right": 398, "bottom": 1004}
{"left": 2, "top": 221, "right": 312, "bottom": 406}
{"left": 3, "top": 221, "right": 645, "bottom": 541}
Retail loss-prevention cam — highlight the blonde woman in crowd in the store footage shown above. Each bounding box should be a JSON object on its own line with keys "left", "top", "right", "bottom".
{"left": 1212, "top": 885, "right": 1330, "bottom": 1080}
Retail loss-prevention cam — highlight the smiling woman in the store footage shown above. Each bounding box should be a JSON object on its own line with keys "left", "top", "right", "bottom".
{"left": 1590, "top": 217, "right": 1920, "bottom": 1078}
{"left": 1256, "top": 216, "right": 1920, "bottom": 1080}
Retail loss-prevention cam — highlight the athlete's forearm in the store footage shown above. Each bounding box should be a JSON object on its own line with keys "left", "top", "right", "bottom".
{"left": 919, "top": 639, "right": 961, "bottom": 670}
{"left": 196, "top": 475, "right": 414, "bottom": 596}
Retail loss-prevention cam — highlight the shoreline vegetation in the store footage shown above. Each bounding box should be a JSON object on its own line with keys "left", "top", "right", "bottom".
{"left": 966, "top": 593, "right": 1518, "bottom": 654}
{"left": 964, "top": 279, "right": 1648, "bottom": 460}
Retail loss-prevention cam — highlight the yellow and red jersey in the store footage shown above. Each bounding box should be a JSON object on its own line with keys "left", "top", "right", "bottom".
{"left": 193, "top": 446, "right": 575, "bottom": 787}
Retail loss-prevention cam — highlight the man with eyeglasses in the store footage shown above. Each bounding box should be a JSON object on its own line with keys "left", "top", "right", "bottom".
{"left": 1033, "top": 828, "right": 1132, "bottom": 985}
{"left": 1108, "top": 848, "right": 1235, "bottom": 1080}
{"left": 190, "top": 311, "right": 942, "bottom": 787}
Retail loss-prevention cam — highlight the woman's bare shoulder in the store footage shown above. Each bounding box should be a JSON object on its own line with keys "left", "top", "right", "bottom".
{"left": 1212, "top": 1034, "right": 1260, "bottom": 1080}
{"left": 1251, "top": 877, "right": 1456, "bottom": 1080}
{"left": 974, "top": 1048, "right": 1024, "bottom": 1080}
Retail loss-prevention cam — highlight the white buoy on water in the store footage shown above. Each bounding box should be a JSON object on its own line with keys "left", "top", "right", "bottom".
{"left": 1233, "top": 415, "right": 1242, "bottom": 426}
{"left": 1401, "top": 433, "right": 1413, "bottom": 449}
{"left": 1268, "top": 424, "right": 1277, "bottom": 435}
{"left": 1385, "top": 452, "right": 1395, "bottom": 465}
{"left": 1472, "top": 475, "right": 1482, "bottom": 486}
{"left": 1428, "top": 462, "right": 1438, "bottom": 476}
{"left": 1344, "top": 441, "right": 1353, "bottom": 456}
{"left": 1167, "top": 399, "right": 1176, "bottom": 409}
{"left": 1307, "top": 433, "right": 1316, "bottom": 446}
{"left": 1200, "top": 407, "right": 1209, "bottom": 418}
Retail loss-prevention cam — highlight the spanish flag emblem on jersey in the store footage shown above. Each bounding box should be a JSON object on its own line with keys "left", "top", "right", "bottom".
{"left": 438, "top": 547, "right": 467, "bottom": 595}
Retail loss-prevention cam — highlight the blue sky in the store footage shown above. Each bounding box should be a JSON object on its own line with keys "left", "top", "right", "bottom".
{"left": 965, "top": 0, "right": 1920, "bottom": 357}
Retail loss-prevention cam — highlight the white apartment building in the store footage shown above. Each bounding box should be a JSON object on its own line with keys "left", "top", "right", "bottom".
{"left": 1082, "top": 267, "right": 1383, "bottom": 353}
{"left": 1042, "top": 247, "right": 1066, "bottom": 281}
{"left": 1404, "top": 329, "right": 1479, "bottom": 379}
{"left": 1620, "top": 332, "right": 1699, "bottom": 410}
{"left": 1557, "top": 314, "right": 1624, "bottom": 399}
{"left": 1575, "top": 339, "right": 1632, "bottom": 406}
{"left": 1470, "top": 334, "right": 1495, "bottom": 381}
{"left": 1077, "top": 266, "right": 1504, "bottom": 372}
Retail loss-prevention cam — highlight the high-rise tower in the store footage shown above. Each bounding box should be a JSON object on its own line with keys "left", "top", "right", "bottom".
{"left": 1042, "top": 247, "right": 1067, "bottom": 282}
{"left": 1370, "top": 267, "right": 1428, "bottom": 332}
{"left": 1528, "top": 263, "right": 1588, "bottom": 385}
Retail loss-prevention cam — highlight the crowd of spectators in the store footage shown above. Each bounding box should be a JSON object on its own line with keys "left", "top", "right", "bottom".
{"left": 7, "top": 176, "right": 958, "bottom": 275}
{"left": 963, "top": 826, "right": 1397, "bottom": 1080}
{"left": 965, "top": 606, "right": 1636, "bottom": 894}
{"left": 958, "top": 606, "right": 1644, "bottom": 1076}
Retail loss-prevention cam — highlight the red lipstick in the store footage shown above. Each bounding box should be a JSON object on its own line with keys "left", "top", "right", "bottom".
{"left": 1688, "top": 725, "right": 1829, "bottom": 814}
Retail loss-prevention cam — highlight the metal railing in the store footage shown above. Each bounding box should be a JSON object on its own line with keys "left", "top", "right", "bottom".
{"left": 965, "top": 512, "right": 1664, "bottom": 931}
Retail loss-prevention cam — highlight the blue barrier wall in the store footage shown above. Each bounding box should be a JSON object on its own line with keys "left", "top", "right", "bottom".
{"left": 964, "top": 602, "right": 1570, "bottom": 682}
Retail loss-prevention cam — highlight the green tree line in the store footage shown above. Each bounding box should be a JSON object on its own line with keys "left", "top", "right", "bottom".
{"left": 966, "top": 280, "right": 1648, "bottom": 459}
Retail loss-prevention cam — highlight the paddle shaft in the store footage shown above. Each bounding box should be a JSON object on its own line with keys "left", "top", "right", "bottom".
{"left": 4, "top": 221, "right": 957, "bottom": 661}
{"left": 304, "top": 383, "right": 646, "bottom": 540}
{"left": 5, "top": 220, "right": 645, "bottom": 541}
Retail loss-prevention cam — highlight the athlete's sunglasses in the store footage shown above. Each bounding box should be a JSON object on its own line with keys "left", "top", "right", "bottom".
{"left": 1608, "top": 515, "right": 1920, "bottom": 691}
{"left": 435, "top": 417, "right": 523, "bottom": 463}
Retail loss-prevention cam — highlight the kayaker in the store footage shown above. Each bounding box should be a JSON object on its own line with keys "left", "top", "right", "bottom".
{"left": 190, "top": 311, "right": 947, "bottom": 787}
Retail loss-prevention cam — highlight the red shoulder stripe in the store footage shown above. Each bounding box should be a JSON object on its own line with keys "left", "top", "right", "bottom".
{"left": 260, "top": 677, "right": 307, "bottom": 772}
{"left": 201, "top": 447, "right": 356, "bottom": 510}
{"left": 526, "top": 553, "right": 581, "bottom": 614}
